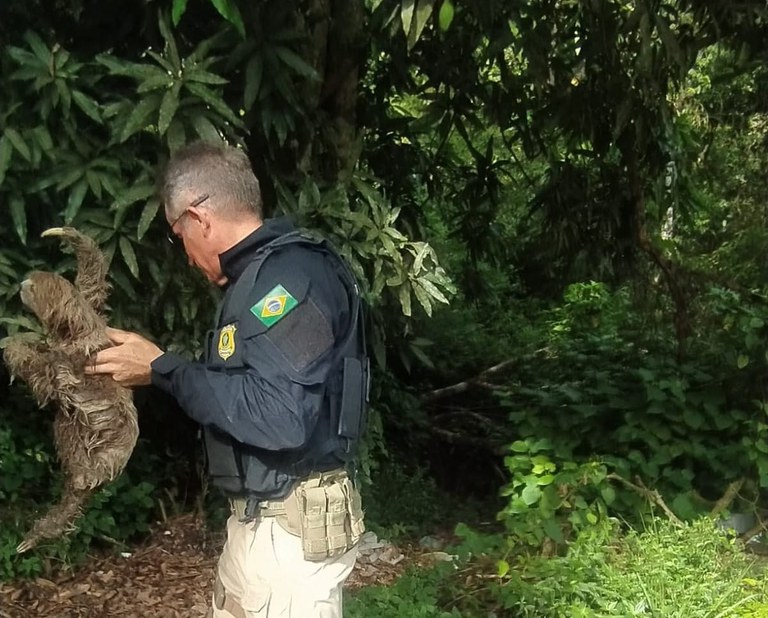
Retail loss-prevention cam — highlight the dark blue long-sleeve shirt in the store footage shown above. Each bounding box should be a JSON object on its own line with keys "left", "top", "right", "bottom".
{"left": 150, "top": 218, "right": 352, "bottom": 452}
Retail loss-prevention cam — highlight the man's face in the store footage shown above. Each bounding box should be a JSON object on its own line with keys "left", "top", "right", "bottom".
{"left": 167, "top": 193, "right": 226, "bottom": 285}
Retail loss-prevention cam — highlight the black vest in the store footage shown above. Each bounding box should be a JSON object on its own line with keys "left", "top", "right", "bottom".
{"left": 202, "top": 231, "right": 368, "bottom": 500}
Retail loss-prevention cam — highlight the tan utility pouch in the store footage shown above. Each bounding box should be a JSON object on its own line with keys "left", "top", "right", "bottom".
{"left": 275, "top": 470, "right": 365, "bottom": 561}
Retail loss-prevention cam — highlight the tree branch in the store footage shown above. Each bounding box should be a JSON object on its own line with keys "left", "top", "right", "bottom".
{"left": 607, "top": 473, "right": 683, "bottom": 526}
{"left": 420, "top": 358, "right": 517, "bottom": 404}
{"left": 710, "top": 479, "right": 745, "bottom": 517}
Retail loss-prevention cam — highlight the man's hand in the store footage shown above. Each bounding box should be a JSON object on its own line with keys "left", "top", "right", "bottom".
{"left": 87, "top": 327, "right": 164, "bottom": 387}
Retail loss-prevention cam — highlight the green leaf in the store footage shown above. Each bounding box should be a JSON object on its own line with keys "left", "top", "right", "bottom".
{"left": 120, "top": 93, "right": 162, "bottom": 142}
{"left": 210, "top": 0, "right": 246, "bottom": 37}
{"left": 138, "top": 198, "right": 161, "bottom": 240}
{"left": 146, "top": 50, "right": 176, "bottom": 75}
{"left": 171, "top": 0, "right": 188, "bottom": 25}
{"left": 111, "top": 184, "right": 156, "bottom": 210}
{"left": 683, "top": 408, "right": 705, "bottom": 430}
{"left": 510, "top": 440, "right": 528, "bottom": 453}
{"left": 185, "top": 82, "right": 241, "bottom": 126}
{"left": 497, "top": 560, "right": 509, "bottom": 578}
{"left": 136, "top": 71, "right": 174, "bottom": 93}
{"left": 157, "top": 11, "right": 181, "bottom": 72}
{"left": 411, "top": 242, "right": 430, "bottom": 274}
{"left": 4, "top": 128, "right": 31, "bottom": 162}
{"left": 191, "top": 114, "right": 221, "bottom": 142}
{"left": 64, "top": 178, "right": 89, "bottom": 223}
{"left": 273, "top": 46, "right": 319, "bottom": 80}
{"left": 737, "top": 354, "right": 749, "bottom": 369}
{"left": 244, "top": 55, "right": 263, "bottom": 110}
{"left": 542, "top": 518, "right": 564, "bottom": 543}
{"left": 24, "top": 31, "right": 51, "bottom": 66}
{"left": 158, "top": 81, "right": 182, "bottom": 135}
{"left": 600, "top": 486, "right": 616, "bottom": 505}
{"left": 406, "top": 0, "right": 435, "bottom": 51}
{"left": 521, "top": 485, "right": 542, "bottom": 506}
{"left": 0, "top": 135, "right": 13, "bottom": 185}
{"left": 186, "top": 69, "right": 228, "bottom": 85}
{"left": 72, "top": 90, "right": 102, "bottom": 123}
{"left": 85, "top": 170, "right": 103, "bottom": 200}
{"left": 119, "top": 236, "right": 140, "bottom": 278}
{"left": 9, "top": 196, "right": 27, "bottom": 245}
{"left": 401, "top": 0, "right": 416, "bottom": 43}
{"left": 412, "top": 280, "right": 433, "bottom": 316}
{"left": 398, "top": 282, "right": 412, "bottom": 317}
{"left": 166, "top": 118, "right": 186, "bottom": 152}
{"left": 32, "top": 126, "right": 53, "bottom": 152}
{"left": 417, "top": 276, "right": 449, "bottom": 305}
{"left": 438, "top": 0, "right": 454, "bottom": 31}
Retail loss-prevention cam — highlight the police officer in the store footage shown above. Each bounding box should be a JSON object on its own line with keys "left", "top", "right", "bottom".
{"left": 87, "top": 141, "right": 367, "bottom": 618}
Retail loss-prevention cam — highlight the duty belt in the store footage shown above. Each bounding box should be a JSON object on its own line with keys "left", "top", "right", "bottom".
{"left": 230, "top": 468, "right": 348, "bottom": 522}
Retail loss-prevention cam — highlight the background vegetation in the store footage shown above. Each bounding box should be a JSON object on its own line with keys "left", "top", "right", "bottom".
{"left": 1, "top": 0, "right": 768, "bottom": 614}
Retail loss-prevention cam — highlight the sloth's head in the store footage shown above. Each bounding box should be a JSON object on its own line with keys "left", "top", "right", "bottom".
{"left": 20, "top": 272, "right": 97, "bottom": 339}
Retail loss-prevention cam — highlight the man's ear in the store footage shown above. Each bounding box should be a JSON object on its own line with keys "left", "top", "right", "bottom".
{"left": 188, "top": 206, "right": 212, "bottom": 237}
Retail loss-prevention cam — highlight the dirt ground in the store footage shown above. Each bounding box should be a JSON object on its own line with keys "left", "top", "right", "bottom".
{"left": 0, "top": 514, "right": 417, "bottom": 618}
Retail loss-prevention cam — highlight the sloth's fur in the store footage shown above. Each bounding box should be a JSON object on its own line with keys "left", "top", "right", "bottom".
{"left": 2, "top": 228, "right": 138, "bottom": 553}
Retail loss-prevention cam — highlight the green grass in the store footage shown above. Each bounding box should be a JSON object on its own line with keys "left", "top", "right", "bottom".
{"left": 345, "top": 516, "right": 768, "bottom": 618}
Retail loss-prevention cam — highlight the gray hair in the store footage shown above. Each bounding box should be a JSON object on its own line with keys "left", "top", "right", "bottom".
{"left": 160, "top": 141, "right": 263, "bottom": 220}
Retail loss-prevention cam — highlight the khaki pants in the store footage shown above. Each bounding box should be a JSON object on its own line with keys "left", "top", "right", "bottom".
{"left": 210, "top": 511, "right": 358, "bottom": 617}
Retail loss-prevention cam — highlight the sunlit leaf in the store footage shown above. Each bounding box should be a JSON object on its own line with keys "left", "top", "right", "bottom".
{"left": 438, "top": 0, "right": 454, "bottom": 31}
{"left": 171, "top": 0, "right": 189, "bottom": 25}
{"left": 398, "top": 283, "right": 412, "bottom": 317}
{"left": 210, "top": 0, "right": 246, "bottom": 37}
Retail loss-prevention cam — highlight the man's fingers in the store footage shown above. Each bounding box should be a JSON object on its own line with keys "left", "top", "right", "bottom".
{"left": 104, "top": 327, "right": 131, "bottom": 344}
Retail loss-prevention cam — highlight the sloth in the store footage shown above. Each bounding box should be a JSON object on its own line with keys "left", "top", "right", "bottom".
{"left": 2, "top": 227, "right": 138, "bottom": 553}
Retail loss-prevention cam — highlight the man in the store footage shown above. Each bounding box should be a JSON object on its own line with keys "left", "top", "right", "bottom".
{"left": 87, "top": 141, "right": 368, "bottom": 618}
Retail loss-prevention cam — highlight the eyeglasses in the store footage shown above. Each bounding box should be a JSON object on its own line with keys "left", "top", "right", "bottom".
{"left": 166, "top": 194, "right": 210, "bottom": 245}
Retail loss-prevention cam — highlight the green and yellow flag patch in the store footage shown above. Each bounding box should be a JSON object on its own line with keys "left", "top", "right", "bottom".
{"left": 250, "top": 284, "right": 298, "bottom": 327}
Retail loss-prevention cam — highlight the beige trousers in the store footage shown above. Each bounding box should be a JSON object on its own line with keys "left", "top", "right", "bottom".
{"left": 210, "top": 513, "right": 358, "bottom": 618}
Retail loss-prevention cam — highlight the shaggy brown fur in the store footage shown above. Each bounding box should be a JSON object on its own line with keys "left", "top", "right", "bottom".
{"left": 2, "top": 227, "right": 138, "bottom": 553}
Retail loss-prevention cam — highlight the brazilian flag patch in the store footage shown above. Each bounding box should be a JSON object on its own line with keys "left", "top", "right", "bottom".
{"left": 250, "top": 284, "right": 299, "bottom": 327}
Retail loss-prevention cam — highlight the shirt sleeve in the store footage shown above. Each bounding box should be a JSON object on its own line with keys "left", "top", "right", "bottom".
{"left": 150, "top": 247, "right": 350, "bottom": 451}
{"left": 151, "top": 352, "right": 319, "bottom": 450}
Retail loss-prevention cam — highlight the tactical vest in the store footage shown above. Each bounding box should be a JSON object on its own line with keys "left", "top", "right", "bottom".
{"left": 202, "top": 231, "right": 369, "bottom": 500}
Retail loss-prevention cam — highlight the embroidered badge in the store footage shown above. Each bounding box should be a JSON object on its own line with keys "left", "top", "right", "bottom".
{"left": 217, "top": 323, "right": 237, "bottom": 360}
{"left": 250, "top": 284, "right": 299, "bottom": 327}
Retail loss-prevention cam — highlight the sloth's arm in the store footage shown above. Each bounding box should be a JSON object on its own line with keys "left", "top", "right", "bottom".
{"left": 2, "top": 334, "right": 61, "bottom": 407}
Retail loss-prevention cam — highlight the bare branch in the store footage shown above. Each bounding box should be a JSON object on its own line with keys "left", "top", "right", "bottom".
{"left": 710, "top": 479, "right": 745, "bottom": 517}
{"left": 607, "top": 473, "right": 683, "bottom": 526}
{"left": 421, "top": 358, "right": 517, "bottom": 403}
